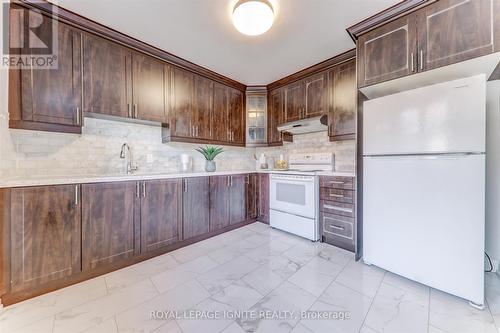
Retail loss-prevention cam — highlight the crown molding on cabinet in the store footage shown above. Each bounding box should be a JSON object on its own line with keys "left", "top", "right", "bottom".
{"left": 266, "top": 49, "right": 356, "bottom": 91}
{"left": 346, "top": 0, "right": 435, "bottom": 41}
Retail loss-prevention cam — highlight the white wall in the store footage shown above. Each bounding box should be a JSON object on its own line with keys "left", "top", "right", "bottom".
{"left": 486, "top": 80, "right": 500, "bottom": 272}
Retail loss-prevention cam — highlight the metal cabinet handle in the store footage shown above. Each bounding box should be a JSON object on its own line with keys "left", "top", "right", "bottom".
{"left": 183, "top": 179, "right": 187, "bottom": 192}
{"left": 128, "top": 104, "right": 132, "bottom": 118}
{"left": 76, "top": 107, "right": 81, "bottom": 125}
{"left": 410, "top": 53, "right": 415, "bottom": 72}
{"left": 75, "top": 185, "right": 79, "bottom": 206}
{"left": 142, "top": 182, "right": 146, "bottom": 198}
{"left": 136, "top": 182, "right": 140, "bottom": 198}
{"left": 328, "top": 181, "right": 344, "bottom": 185}
{"left": 323, "top": 204, "right": 353, "bottom": 213}
{"left": 329, "top": 193, "right": 344, "bottom": 198}
{"left": 420, "top": 50, "right": 424, "bottom": 70}
{"left": 134, "top": 104, "right": 138, "bottom": 119}
{"left": 331, "top": 225, "right": 345, "bottom": 231}
{"left": 227, "top": 175, "right": 231, "bottom": 187}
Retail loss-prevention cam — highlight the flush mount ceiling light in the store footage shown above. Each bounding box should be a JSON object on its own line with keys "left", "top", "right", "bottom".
{"left": 232, "top": 0, "right": 274, "bottom": 36}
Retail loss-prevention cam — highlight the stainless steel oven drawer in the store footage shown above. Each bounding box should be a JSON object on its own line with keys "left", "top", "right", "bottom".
{"left": 321, "top": 213, "right": 354, "bottom": 240}
{"left": 320, "top": 200, "right": 355, "bottom": 217}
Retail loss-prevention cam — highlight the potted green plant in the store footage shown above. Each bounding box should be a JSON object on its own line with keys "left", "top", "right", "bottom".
{"left": 196, "top": 146, "right": 224, "bottom": 172}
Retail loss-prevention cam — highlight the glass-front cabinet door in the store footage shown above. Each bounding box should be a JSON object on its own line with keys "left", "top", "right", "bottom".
{"left": 246, "top": 88, "right": 267, "bottom": 146}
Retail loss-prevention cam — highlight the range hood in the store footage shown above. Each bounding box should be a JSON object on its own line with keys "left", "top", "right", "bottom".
{"left": 277, "top": 115, "right": 328, "bottom": 135}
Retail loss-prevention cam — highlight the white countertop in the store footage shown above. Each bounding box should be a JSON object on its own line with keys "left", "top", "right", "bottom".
{"left": 0, "top": 170, "right": 356, "bottom": 188}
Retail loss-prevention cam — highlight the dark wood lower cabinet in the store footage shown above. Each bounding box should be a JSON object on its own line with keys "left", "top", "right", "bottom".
{"left": 229, "top": 175, "right": 247, "bottom": 225}
{"left": 319, "top": 176, "right": 356, "bottom": 253}
{"left": 10, "top": 185, "right": 81, "bottom": 293}
{"left": 82, "top": 182, "right": 140, "bottom": 271}
{"left": 258, "top": 173, "right": 270, "bottom": 224}
{"left": 246, "top": 174, "right": 258, "bottom": 220}
{"left": 183, "top": 177, "right": 210, "bottom": 239}
{"left": 140, "top": 179, "right": 182, "bottom": 253}
{"left": 209, "top": 176, "right": 230, "bottom": 231}
{"left": 3, "top": 173, "right": 259, "bottom": 304}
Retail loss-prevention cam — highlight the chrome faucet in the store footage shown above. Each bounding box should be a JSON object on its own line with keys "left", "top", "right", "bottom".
{"left": 120, "top": 143, "right": 138, "bottom": 174}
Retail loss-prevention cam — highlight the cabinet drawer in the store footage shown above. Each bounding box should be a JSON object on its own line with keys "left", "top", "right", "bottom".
{"left": 320, "top": 200, "right": 355, "bottom": 217}
{"left": 320, "top": 176, "right": 354, "bottom": 190}
{"left": 320, "top": 188, "right": 354, "bottom": 203}
{"left": 321, "top": 213, "right": 354, "bottom": 240}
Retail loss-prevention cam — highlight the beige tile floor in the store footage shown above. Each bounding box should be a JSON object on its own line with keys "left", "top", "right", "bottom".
{"left": 1, "top": 222, "right": 499, "bottom": 333}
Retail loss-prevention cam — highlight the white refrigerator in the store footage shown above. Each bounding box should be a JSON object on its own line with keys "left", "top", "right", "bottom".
{"left": 363, "top": 74, "right": 486, "bottom": 306}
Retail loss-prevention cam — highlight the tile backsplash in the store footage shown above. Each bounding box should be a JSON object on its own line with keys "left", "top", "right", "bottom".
{"left": 256, "top": 131, "right": 356, "bottom": 172}
{"left": 0, "top": 117, "right": 255, "bottom": 178}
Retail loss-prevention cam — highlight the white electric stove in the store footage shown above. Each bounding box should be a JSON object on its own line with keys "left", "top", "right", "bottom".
{"left": 269, "top": 153, "right": 334, "bottom": 240}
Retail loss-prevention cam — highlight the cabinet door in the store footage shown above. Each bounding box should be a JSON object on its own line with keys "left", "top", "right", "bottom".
{"left": 209, "top": 176, "right": 230, "bottom": 231}
{"left": 20, "top": 22, "right": 82, "bottom": 127}
{"left": 229, "top": 88, "right": 245, "bottom": 144}
{"left": 141, "top": 179, "right": 182, "bottom": 253}
{"left": 268, "top": 89, "right": 284, "bottom": 145}
{"left": 183, "top": 177, "right": 210, "bottom": 239}
{"left": 10, "top": 185, "right": 81, "bottom": 293}
{"left": 328, "top": 59, "right": 357, "bottom": 141}
{"left": 258, "top": 173, "right": 270, "bottom": 224}
{"left": 193, "top": 75, "right": 213, "bottom": 140}
{"left": 229, "top": 174, "right": 247, "bottom": 225}
{"left": 357, "top": 15, "right": 418, "bottom": 87}
{"left": 418, "top": 0, "right": 496, "bottom": 71}
{"left": 304, "top": 73, "right": 327, "bottom": 118}
{"left": 212, "top": 83, "right": 229, "bottom": 142}
{"left": 83, "top": 35, "right": 132, "bottom": 117}
{"left": 132, "top": 53, "right": 168, "bottom": 123}
{"left": 82, "top": 182, "right": 139, "bottom": 271}
{"left": 170, "top": 67, "right": 194, "bottom": 138}
{"left": 246, "top": 174, "right": 258, "bottom": 220}
{"left": 285, "top": 81, "right": 304, "bottom": 122}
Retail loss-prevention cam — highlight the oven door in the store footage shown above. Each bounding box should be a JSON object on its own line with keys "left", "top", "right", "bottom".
{"left": 270, "top": 174, "right": 317, "bottom": 219}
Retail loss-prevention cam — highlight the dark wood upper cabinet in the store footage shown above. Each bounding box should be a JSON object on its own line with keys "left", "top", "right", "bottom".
{"left": 132, "top": 53, "right": 169, "bottom": 123}
{"left": 82, "top": 182, "right": 139, "bottom": 271}
{"left": 209, "top": 175, "right": 230, "bottom": 231}
{"left": 229, "top": 174, "right": 247, "bottom": 225}
{"left": 140, "top": 179, "right": 182, "bottom": 253}
{"left": 328, "top": 59, "right": 356, "bottom": 141}
{"left": 268, "top": 88, "right": 284, "bottom": 145}
{"left": 356, "top": 0, "right": 500, "bottom": 87}
{"left": 304, "top": 72, "right": 327, "bottom": 118}
{"left": 258, "top": 173, "right": 270, "bottom": 224}
{"left": 284, "top": 81, "right": 304, "bottom": 122}
{"left": 10, "top": 185, "right": 81, "bottom": 293}
{"left": 83, "top": 35, "right": 132, "bottom": 117}
{"left": 183, "top": 177, "right": 210, "bottom": 239}
{"left": 246, "top": 174, "right": 258, "bottom": 220}
{"left": 417, "top": 0, "right": 496, "bottom": 71}
{"left": 14, "top": 19, "right": 82, "bottom": 132}
{"left": 357, "top": 14, "right": 418, "bottom": 87}
{"left": 170, "top": 67, "right": 194, "bottom": 138}
{"left": 212, "top": 83, "right": 229, "bottom": 142}
{"left": 229, "top": 88, "right": 245, "bottom": 144}
{"left": 193, "top": 75, "right": 214, "bottom": 140}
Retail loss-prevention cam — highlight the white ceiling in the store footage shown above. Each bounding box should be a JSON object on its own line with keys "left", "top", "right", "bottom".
{"left": 50, "top": 0, "right": 400, "bottom": 85}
